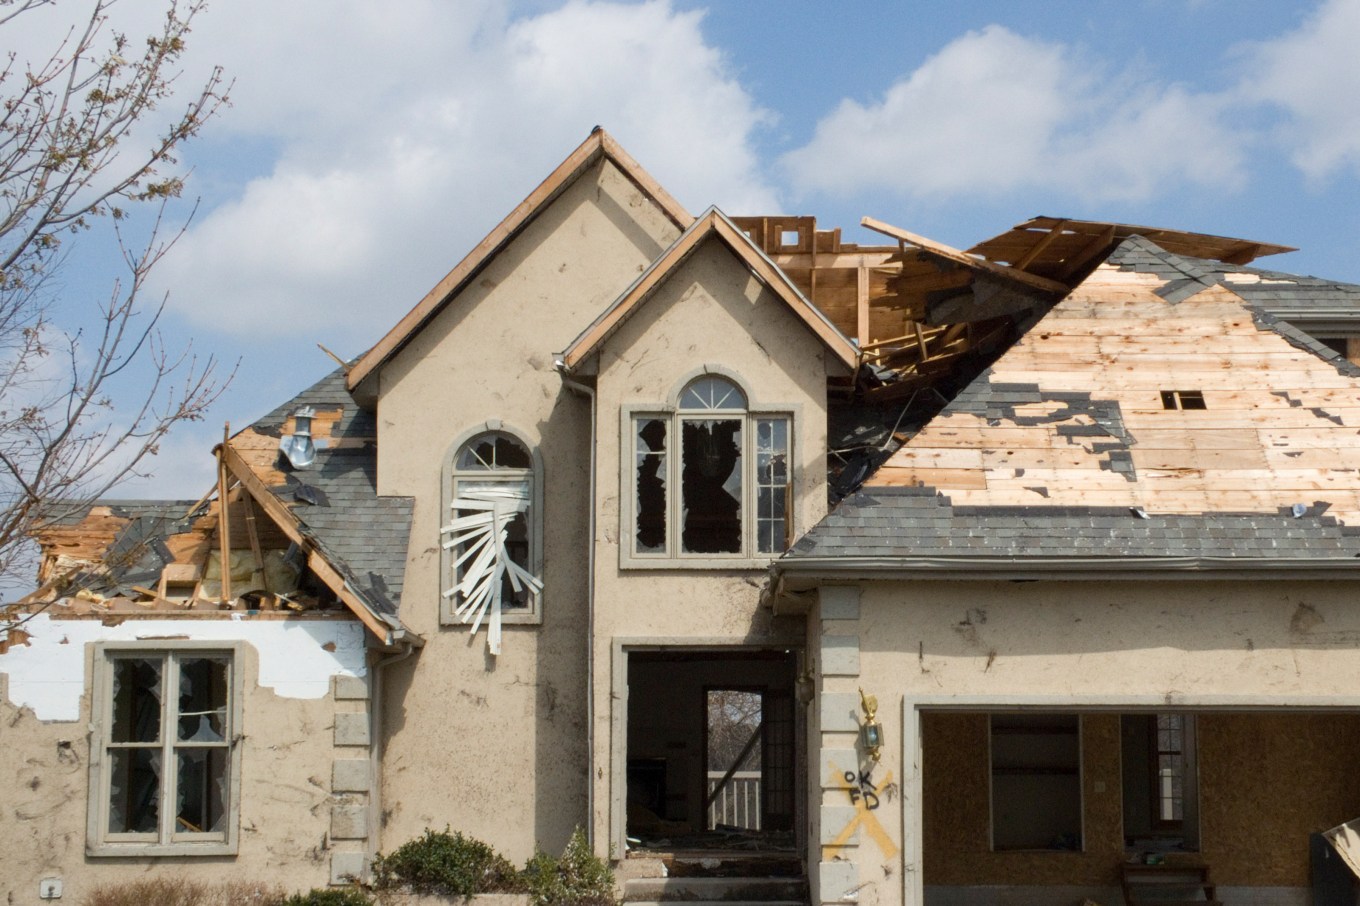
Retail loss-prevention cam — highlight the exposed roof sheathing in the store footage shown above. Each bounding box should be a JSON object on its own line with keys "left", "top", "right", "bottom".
{"left": 785, "top": 236, "right": 1360, "bottom": 570}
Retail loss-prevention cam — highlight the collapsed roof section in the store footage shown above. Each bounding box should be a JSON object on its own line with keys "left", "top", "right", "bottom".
{"left": 969, "top": 216, "right": 1296, "bottom": 284}
{"left": 782, "top": 235, "right": 1360, "bottom": 576}
{"left": 20, "top": 369, "right": 418, "bottom": 648}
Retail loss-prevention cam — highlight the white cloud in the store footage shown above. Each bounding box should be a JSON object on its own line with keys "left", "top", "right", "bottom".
{"left": 1238, "top": 0, "right": 1360, "bottom": 182}
{"left": 782, "top": 25, "right": 1247, "bottom": 204}
{"left": 154, "top": 0, "right": 776, "bottom": 346}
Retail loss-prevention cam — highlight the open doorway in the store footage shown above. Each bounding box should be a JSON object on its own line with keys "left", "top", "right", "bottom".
{"left": 626, "top": 650, "right": 798, "bottom": 852}
{"left": 1121, "top": 713, "right": 1200, "bottom": 851}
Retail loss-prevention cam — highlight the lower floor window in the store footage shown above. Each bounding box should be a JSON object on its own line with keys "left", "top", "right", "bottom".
{"left": 91, "top": 645, "right": 240, "bottom": 854}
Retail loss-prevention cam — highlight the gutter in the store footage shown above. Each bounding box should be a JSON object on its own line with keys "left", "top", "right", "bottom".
{"left": 771, "top": 554, "right": 1360, "bottom": 584}
{"left": 554, "top": 357, "right": 599, "bottom": 850}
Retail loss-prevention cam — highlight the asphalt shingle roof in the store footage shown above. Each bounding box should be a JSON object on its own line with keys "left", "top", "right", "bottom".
{"left": 785, "top": 486, "right": 1360, "bottom": 565}
{"left": 249, "top": 369, "right": 413, "bottom": 622}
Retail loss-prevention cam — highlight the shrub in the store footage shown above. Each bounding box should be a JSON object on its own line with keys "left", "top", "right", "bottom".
{"left": 521, "top": 829, "right": 617, "bottom": 906}
{"left": 281, "top": 890, "right": 373, "bottom": 906}
{"left": 372, "top": 827, "right": 520, "bottom": 896}
{"left": 81, "top": 878, "right": 286, "bottom": 906}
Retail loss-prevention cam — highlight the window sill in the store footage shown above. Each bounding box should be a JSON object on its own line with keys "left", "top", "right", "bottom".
{"left": 439, "top": 610, "right": 542, "bottom": 627}
{"left": 620, "top": 555, "right": 776, "bottom": 571}
{"left": 87, "top": 840, "right": 237, "bottom": 858}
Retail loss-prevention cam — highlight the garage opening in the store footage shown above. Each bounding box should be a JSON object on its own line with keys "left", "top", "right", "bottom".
{"left": 626, "top": 650, "right": 798, "bottom": 852}
{"left": 922, "top": 710, "right": 1360, "bottom": 906}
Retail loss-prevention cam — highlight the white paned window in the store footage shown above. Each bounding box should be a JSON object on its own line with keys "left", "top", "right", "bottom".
{"left": 89, "top": 644, "right": 241, "bottom": 856}
{"left": 441, "top": 430, "right": 543, "bottom": 652}
{"left": 633, "top": 376, "right": 791, "bottom": 561}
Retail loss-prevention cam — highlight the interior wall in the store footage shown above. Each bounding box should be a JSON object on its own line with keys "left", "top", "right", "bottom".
{"left": 922, "top": 711, "right": 1360, "bottom": 889}
{"left": 628, "top": 653, "right": 793, "bottom": 830}
{"left": 922, "top": 712, "right": 1124, "bottom": 886}
{"left": 1198, "top": 712, "right": 1360, "bottom": 887}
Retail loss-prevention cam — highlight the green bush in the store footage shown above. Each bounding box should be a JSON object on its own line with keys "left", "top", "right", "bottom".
{"left": 372, "top": 827, "right": 521, "bottom": 896}
{"left": 281, "top": 890, "right": 373, "bottom": 906}
{"left": 521, "top": 829, "right": 617, "bottom": 906}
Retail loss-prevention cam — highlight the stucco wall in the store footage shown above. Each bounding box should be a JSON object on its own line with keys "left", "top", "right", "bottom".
{"left": 806, "top": 579, "right": 1360, "bottom": 906}
{"left": 0, "top": 617, "right": 369, "bottom": 903}
{"left": 587, "top": 235, "right": 834, "bottom": 851}
{"left": 374, "top": 157, "right": 681, "bottom": 862}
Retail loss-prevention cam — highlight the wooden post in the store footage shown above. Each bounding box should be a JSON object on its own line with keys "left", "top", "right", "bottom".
{"left": 217, "top": 424, "right": 232, "bottom": 605}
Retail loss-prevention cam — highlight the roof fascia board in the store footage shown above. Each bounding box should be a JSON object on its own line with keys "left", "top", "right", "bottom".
{"left": 560, "top": 208, "right": 858, "bottom": 371}
{"left": 773, "top": 554, "right": 1360, "bottom": 581}
{"left": 347, "top": 129, "right": 693, "bottom": 393}
{"left": 862, "top": 216, "right": 1071, "bottom": 295}
{"left": 218, "top": 441, "right": 411, "bottom": 645}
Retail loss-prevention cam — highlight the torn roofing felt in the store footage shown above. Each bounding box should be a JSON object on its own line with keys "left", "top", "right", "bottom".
{"left": 1110, "top": 234, "right": 1360, "bottom": 336}
{"left": 234, "top": 367, "right": 414, "bottom": 629}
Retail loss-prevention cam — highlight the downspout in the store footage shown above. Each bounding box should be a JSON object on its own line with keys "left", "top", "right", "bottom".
{"left": 368, "top": 639, "right": 416, "bottom": 873}
{"left": 555, "top": 358, "right": 598, "bottom": 850}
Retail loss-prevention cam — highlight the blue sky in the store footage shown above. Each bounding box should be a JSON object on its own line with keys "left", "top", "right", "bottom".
{"left": 15, "top": 0, "right": 1360, "bottom": 499}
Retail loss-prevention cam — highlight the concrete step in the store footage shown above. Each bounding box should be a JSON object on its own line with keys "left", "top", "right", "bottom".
{"left": 622, "top": 876, "right": 808, "bottom": 903}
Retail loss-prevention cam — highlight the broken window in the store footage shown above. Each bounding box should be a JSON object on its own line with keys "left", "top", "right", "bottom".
{"left": 441, "top": 429, "right": 542, "bottom": 650}
{"left": 633, "top": 376, "right": 791, "bottom": 559}
{"left": 93, "top": 646, "right": 238, "bottom": 855}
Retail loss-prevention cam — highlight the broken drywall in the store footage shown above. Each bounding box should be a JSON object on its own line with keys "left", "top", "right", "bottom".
{"left": 0, "top": 613, "right": 366, "bottom": 720}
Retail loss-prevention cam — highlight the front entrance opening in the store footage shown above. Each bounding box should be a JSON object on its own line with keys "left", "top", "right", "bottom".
{"left": 627, "top": 650, "right": 798, "bottom": 852}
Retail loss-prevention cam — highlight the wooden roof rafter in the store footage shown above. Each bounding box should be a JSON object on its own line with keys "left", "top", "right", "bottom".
{"left": 558, "top": 207, "right": 859, "bottom": 373}
{"left": 862, "top": 217, "right": 1070, "bottom": 296}
{"left": 217, "top": 440, "right": 418, "bottom": 647}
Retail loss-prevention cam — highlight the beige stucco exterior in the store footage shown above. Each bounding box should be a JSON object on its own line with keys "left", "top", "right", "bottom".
{"left": 372, "top": 156, "right": 681, "bottom": 862}
{"left": 8, "top": 130, "right": 1360, "bottom": 906}
{"left": 802, "top": 580, "right": 1360, "bottom": 906}
{"left": 0, "top": 617, "right": 371, "bottom": 903}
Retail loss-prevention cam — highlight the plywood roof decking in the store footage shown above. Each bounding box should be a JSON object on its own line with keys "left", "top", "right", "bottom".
{"left": 864, "top": 237, "right": 1360, "bottom": 526}
{"left": 969, "top": 216, "right": 1297, "bottom": 284}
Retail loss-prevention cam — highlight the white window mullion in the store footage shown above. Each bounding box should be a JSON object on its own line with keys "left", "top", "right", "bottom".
{"left": 160, "top": 653, "right": 178, "bottom": 845}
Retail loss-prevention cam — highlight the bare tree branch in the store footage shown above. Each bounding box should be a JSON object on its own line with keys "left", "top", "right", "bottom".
{"left": 0, "top": 0, "right": 233, "bottom": 616}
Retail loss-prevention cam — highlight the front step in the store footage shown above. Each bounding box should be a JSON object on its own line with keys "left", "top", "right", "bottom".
{"left": 623, "top": 876, "right": 808, "bottom": 902}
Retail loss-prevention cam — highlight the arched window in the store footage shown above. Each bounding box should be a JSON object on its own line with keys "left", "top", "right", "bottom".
{"left": 633, "top": 375, "right": 791, "bottom": 559}
{"left": 440, "top": 429, "right": 542, "bottom": 651}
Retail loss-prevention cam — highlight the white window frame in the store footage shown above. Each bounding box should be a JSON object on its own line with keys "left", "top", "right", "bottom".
{"left": 439, "top": 421, "right": 544, "bottom": 626}
{"left": 87, "top": 641, "right": 244, "bottom": 857}
{"left": 621, "top": 368, "right": 797, "bottom": 570}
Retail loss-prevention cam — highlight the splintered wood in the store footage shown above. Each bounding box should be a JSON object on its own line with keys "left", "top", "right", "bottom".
{"left": 869, "top": 262, "right": 1360, "bottom": 524}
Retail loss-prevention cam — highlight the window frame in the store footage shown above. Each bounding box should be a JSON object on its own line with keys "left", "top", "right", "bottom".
{"left": 87, "top": 641, "right": 244, "bottom": 857}
{"left": 439, "top": 421, "right": 544, "bottom": 626}
{"left": 621, "top": 369, "right": 798, "bottom": 570}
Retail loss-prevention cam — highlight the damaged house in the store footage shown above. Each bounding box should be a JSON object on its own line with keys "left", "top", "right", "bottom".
{"left": 5, "top": 128, "right": 1360, "bottom": 906}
